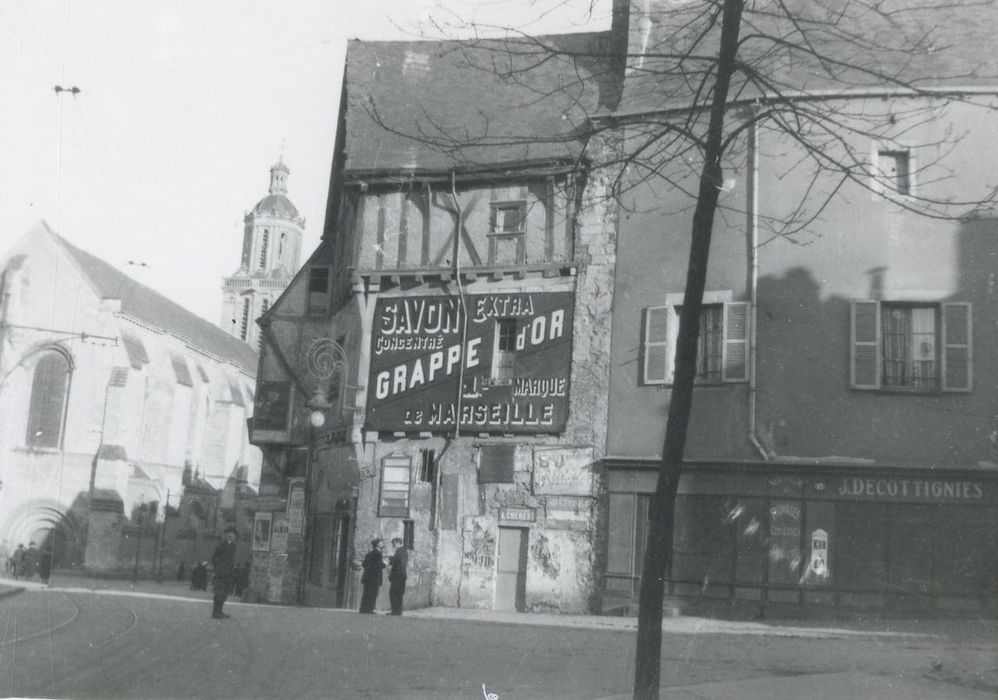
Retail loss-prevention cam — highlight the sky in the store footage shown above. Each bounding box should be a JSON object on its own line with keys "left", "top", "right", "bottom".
{"left": 1, "top": 0, "right": 610, "bottom": 325}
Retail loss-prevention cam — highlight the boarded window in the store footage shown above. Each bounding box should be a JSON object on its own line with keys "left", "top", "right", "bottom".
{"left": 26, "top": 351, "right": 70, "bottom": 448}
{"left": 478, "top": 444, "right": 515, "bottom": 483}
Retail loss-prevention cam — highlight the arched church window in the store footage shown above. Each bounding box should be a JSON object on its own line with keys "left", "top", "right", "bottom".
{"left": 26, "top": 350, "right": 71, "bottom": 448}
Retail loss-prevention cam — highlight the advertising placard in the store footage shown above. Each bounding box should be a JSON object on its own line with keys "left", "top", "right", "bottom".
{"left": 270, "top": 515, "right": 289, "bottom": 553}
{"left": 365, "top": 292, "right": 573, "bottom": 434}
{"left": 252, "top": 512, "right": 272, "bottom": 552}
{"left": 287, "top": 478, "right": 306, "bottom": 536}
{"left": 532, "top": 447, "right": 594, "bottom": 496}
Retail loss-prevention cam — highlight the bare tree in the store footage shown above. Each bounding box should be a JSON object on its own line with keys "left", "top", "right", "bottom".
{"left": 359, "top": 1, "right": 998, "bottom": 697}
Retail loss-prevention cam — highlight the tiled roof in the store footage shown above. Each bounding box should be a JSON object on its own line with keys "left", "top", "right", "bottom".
{"left": 49, "top": 227, "right": 258, "bottom": 373}
{"left": 619, "top": 0, "right": 998, "bottom": 115}
{"left": 343, "top": 32, "right": 618, "bottom": 175}
{"left": 341, "top": 2, "right": 998, "bottom": 177}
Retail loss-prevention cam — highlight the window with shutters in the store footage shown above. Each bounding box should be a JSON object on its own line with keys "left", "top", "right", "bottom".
{"left": 642, "top": 292, "right": 748, "bottom": 385}
{"left": 26, "top": 350, "right": 71, "bottom": 448}
{"left": 850, "top": 300, "right": 971, "bottom": 392}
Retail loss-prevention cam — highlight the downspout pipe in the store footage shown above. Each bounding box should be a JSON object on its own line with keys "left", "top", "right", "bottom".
{"left": 746, "top": 113, "right": 770, "bottom": 461}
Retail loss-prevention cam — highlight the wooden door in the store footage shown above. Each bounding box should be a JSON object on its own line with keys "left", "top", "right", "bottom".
{"left": 496, "top": 527, "right": 528, "bottom": 611}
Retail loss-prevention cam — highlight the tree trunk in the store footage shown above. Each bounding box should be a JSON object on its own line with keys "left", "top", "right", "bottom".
{"left": 632, "top": 1, "right": 744, "bottom": 698}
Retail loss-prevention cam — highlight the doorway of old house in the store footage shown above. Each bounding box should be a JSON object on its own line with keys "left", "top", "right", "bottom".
{"left": 332, "top": 516, "right": 350, "bottom": 607}
{"left": 496, "top": 526, "right": 528, "bottom": 611}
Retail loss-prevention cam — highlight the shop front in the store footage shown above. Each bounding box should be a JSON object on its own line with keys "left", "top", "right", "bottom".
{"left": 604, "top": 459, "right": 998, "bottom": 616}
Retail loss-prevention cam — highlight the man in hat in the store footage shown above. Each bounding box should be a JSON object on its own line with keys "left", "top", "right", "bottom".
{"left": 211, "top": 526, "right": 238, "bottom": 619}
{"left": 388, "top": 537, "right": 408, "bottom": 615}
{"left": 358, "top": 538, "right": 385, "bottom": 613}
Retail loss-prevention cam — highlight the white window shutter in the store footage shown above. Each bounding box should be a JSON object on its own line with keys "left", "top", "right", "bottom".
{"left": 643, "top": 306, "right": 670, "bottom": 385}
{"left": 851, "top": 301, "right": 881, "bottom": 389}
{"left": 942, "top": 302, "right": 972, "bottom": 392}
{"left": 722, "top": 302, "right": 749, "bottom": 382}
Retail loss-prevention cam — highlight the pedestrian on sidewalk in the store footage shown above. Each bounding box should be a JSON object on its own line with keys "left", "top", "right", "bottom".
{"left": 24, "top": 542, "right": 38, "bottom": 580}
{"left": 388, "top": 537, "right": 408, "bottom": 615}
{"left": 359, "top": 538, "right": 385, "bottom": 614}
{"left": 210, "top": 526, "right": 237, "bottom": 619}
{"left": 11, "top": 544, "right": 25, "bottom": 579}
{"left": 38, "top": 546, "right": 52, "bottom": 585}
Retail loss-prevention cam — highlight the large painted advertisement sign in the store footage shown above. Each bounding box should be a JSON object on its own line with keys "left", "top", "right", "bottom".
{"left": 366, "top": 292, "right": 573, "bottom": 434}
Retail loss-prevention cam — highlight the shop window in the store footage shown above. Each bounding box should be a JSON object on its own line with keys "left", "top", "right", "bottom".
{"left": 642, "top": 294, "right": 748, "bottom": 385}
{"left": 26, "top": 350, "right": 71, "bottom": 448}
{"left": 672, "top": 495, "right": 734, "bottom": 585}
{"left": 378, "top": 455, "right": 412, "bottom": 518}
{"left": 851, "top": 301, "right": 971, "bottom": 392}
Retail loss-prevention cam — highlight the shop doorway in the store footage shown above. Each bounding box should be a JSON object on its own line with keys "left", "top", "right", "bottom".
{"left": 333, "top": 516, "right": 350, "bottom": 607}
{"left": 496, "top": 527, "right": 528, "bottom": 611}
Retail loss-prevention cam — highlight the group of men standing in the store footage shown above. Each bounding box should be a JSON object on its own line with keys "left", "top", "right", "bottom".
{"left": 359, "top": 537, "right": 408, "bottom": 615}
{"left": 3, "top": 541, "right": 52, "bottom": 583}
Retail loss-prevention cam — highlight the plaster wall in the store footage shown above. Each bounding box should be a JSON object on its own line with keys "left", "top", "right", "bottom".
{"left": 608, "top": 97, "right": 998, "bottom": 466}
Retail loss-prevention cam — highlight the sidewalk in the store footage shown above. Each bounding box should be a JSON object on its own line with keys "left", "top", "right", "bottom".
{"left": 1, "top": 570, "right": 957, "bottom": 641}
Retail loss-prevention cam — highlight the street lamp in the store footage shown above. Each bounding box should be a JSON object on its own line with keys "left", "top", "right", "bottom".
{"left": 307, "top": 388, "right": 332, "bottom": 428}
{"left": 298, "top": 389, "right": 331, "bottom": 604}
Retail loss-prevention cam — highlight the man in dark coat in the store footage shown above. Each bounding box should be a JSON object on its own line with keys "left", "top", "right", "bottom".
{"left": 358, "top": 538, "right": 384, "bottom": 613}
{"left": 211, "top": 526, "right": 238, "bottom": 619}
{"left": 388, "top": 537, "right": 408, "bottom": 616}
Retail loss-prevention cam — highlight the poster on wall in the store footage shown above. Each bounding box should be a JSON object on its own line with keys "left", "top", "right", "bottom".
{"left": 365, "top": 292, "right": 574, "bottom": 434}
{"left": 252, "top": 512, "right": 272, "bottom": 552}
{"left": 287, "top": 478, "right": 306, "bottom": 536}
{"left": 768, "top": 502, "right": 802, "bottom": 585}
{"left": 532, "top": 447, "right": 594, "bottom": 496}
{"left": 800, "top": 528, "right": 832, "bottom": 586}
{"left": 270, "top": 515, "right": 289, "bottom": 553}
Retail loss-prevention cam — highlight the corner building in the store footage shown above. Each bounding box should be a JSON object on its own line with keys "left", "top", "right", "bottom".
{"left": 251, "top": 35, "right": 618, "bottom": 611}
{"left": 602, "top": 0, "right": 998, "bottom": 616}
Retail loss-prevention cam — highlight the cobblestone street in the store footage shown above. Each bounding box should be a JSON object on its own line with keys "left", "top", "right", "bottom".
{"left": 1, "top": 577, "right": 995, "bottom": 699}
